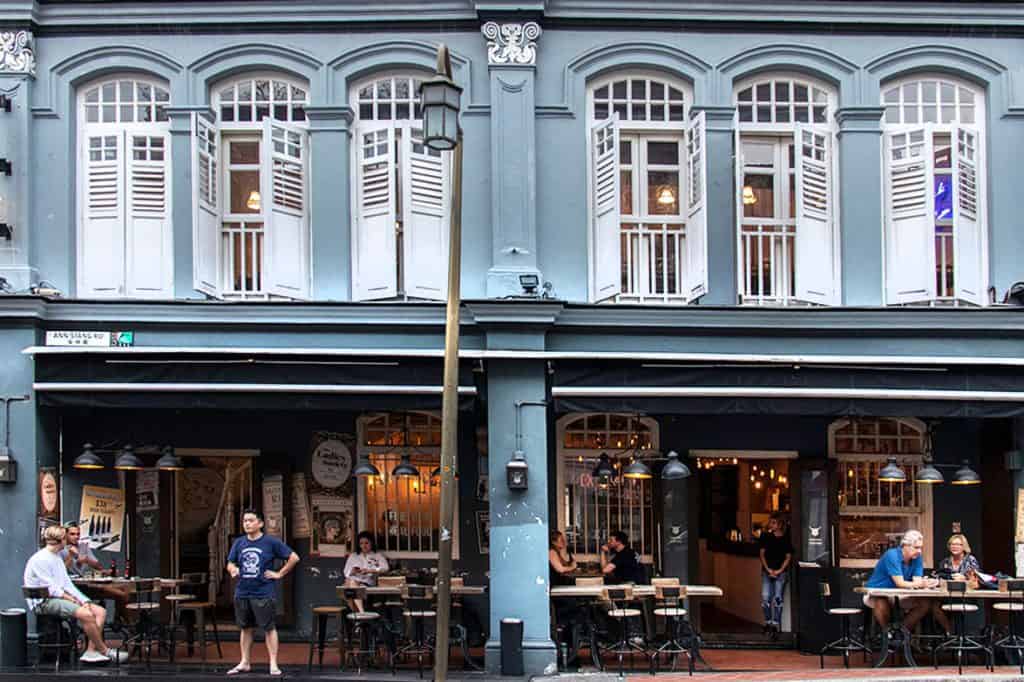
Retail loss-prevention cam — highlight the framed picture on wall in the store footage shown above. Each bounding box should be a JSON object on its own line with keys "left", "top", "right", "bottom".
{"left": 476, "top": 511, "right": 489, "bottom": 554}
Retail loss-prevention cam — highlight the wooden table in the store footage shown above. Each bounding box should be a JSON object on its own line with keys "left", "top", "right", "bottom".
{"left": 363, "top": 584, "right": 487, "bottom": 596}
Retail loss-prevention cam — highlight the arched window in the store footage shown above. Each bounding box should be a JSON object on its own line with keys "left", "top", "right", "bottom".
{"left": 77, "top": 76, "right": 173, "bottom": 298}
{"left": 586, "top": 72, "right": 707, "bottom": 305}
{"left": 880, "top": 76, "right": 987, "bottom": 306}
{"left": 192, "top": 73, "right": 310, "bottom": 301}
{"left": 350, "top": 72, "right": 451, "bottom": 302}
{"left": 556, "top": 413, "right": 660, "bottom": 561}
{"left": 734, "top": 74, "right": 839, "bottom": 306}
{"left": 828, "top": 417, "right": 933, "bottom": 568}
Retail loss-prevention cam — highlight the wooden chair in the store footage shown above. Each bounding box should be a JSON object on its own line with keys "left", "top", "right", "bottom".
{"left": 818, "top": 581, "right": 872, "bottom": 669}
{"left": 23, "top": 586, "right": 80, "bottom": 672}
{"left": 649, "top": 579, "right": 692, "bottom": 675}
{"left": 176, "top": 572, "right": 222, "bottom": 661}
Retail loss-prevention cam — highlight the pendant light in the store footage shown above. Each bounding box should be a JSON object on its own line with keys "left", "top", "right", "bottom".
{"left": 246, "top": 190, "right": 261, "bottom": 211}
{"left": 878, "top": 456, "right": 906, "bottom": 483}
{"left": 622, "top": 458, "right": 652, "bottom": 480}
{"left": 914, "top": 422, "right": 943, "bottom": 484}
{"left": 951, "top": 460, "right": 981, "bottom": 485}
{"left": 113, "top": 444, "right": 144, "bottom": 471}
{"left": 592, "top": 452, "right": 615, "bottom": 480}
{"left": 73, "top": 443, "right": 105, "bottom": 470}
{"left": 661, "top": 450, "right": 692, "bottom": 480}
{"left": 353, "top": 454, "right": 381, "bottom": 478}
{"left": 742, "top": 185, "right": 757, "bottom": 205}
{"left": 155, "top": 445, "right": 184, "bottom": 472}
{"left": 391, "top": 453, "right": 419, "bottom": 477}
{"left": 655, "top": 186, "right": 676, "bottom": 206}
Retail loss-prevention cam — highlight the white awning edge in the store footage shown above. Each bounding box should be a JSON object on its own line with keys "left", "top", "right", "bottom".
{"left": 551, "top": 386, "right": 1024, "bottom": 402}
{"left": 34, "top": 382, "right": 477, "bottom": 395}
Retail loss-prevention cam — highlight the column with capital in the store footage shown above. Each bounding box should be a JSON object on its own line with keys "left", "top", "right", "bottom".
{"left": 0, "top": 30, "right": 36, "bottom": 291}
{"left": 482, "top": 21, "right": 543, "bottom": 298}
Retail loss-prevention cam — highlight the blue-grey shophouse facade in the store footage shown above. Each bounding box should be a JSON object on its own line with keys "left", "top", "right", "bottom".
{"left": 1, "top": 0, "right": 1024, "bottom": 673}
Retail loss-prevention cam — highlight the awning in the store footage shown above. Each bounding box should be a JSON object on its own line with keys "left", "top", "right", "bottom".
{"left": 552, "top": 360, "right": 1024, "bottom": 417}
{"left": 29, "top": 348, "right": 478, "bottom": 411}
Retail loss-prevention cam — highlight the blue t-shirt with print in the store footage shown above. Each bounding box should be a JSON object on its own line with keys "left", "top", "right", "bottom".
{"left": 227, "top": 533, "right": 294, "bottom": 599}
{"left": 866, "top": 546, "right": 923, "bottom": 588}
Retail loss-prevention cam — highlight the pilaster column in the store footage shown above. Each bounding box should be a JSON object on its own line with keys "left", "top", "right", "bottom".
{"left": 0, "top": 30, "right": 36, "bottom": 291}
{"left": 305, "top": 106, "right": 353, "bottom": 300}
{"left": 691, "top": 105, "right": 737, "bottom": 305}
{"left": 836, "top": 107, "right": 886, "bottom": 305}
{"left": 165, "top": 106, "right": 209, "bottom": 298}
{"left": 482, "top": 21, "right": 542, "bottom": 297}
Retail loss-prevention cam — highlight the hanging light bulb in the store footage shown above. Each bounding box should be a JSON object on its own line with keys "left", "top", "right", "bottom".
{"left": 656, "top": 186, "right": 676, "bottom": 206}
{"left": 951, "top": 460, "right": 981, "bottom": 486}
{"left": 73, "top": 443, "right": 105, "bottom": 470}
{"left": 391, "top": 453, "right": 419, "bottom": 477}
{"left": 742, "top": 185, "right": 757, "bottom": 205}
{"left": 592, "top": 453, "right": 616, "bottom": 480}
{"left": 156, "top": 445, "right": 184, "bottom": 472}
{"left": 354, "top": 454, "right": 381, "bottom": 478}
{"left": 113, "top": 444, "right": 144, "bottom": 471}
{"left": 915, "top": 422, "right": 944, "bottom": 484}
{"left": 623, "top": 458, "right": 653, "bottom": 480}
{"left": 878, "top": 456, "right": 907, "bottom": 483}
{"left": 246, "top": 190, "right": 261, "bottom": 210}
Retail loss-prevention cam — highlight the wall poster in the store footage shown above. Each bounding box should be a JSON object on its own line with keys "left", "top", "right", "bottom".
{"left": 136, "top": 470, "right": 159, "bottom": 511}
{"left": 79, "top": 485, "right": 125, "bottom": 552}
{"left": 310, "top": 494, "right": 353, "bottom": 557}
{"left": 290, "top": 473, "right": 312, "bottom": 539}
{"left": 476, "top": 510, "right": 490, "bottom": 554}
{"left": 261, "top": 474, "right": 285, "bottom": 539}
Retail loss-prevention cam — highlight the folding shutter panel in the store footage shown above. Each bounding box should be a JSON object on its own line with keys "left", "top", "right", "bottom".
{"left": 125, "top": 132, "right": 173, "bottom": 297}
{"left": 262, "top": 118, "right": 310, "bottom": 299}
{"left": 402, "top": 128, "right": 450, "bottom": 300}
{"left": 952, "top": 126, "right": 984, "bottom": 305}
{"left": 793, "top": 124, "right": 836, "bottom": 305}
{"left": 884, "top": 127, "right": 936, "bottom": 304}
{"left": 684, "top": 111, "right": 708, "bottom": 301}
{"left": 80, "top": 133, "right": 125, "bottom": 297}
{"left": 591, "top": 115, "right": 621, "bottom": 301}
{"left": 352, "top": 123, "right": 398, "bottom": 300}
{"left": 734, "top": 112, "right": 744, "bottom": 302}
{"left": 192, "top": 112, "right": 221, "bottom": 298}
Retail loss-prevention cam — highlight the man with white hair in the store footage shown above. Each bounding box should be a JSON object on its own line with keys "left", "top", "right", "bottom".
{"left": 864, "top": 529, "right": 939, "bottom": 633}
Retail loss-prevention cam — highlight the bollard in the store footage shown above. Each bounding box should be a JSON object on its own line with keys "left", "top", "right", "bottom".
{"left": 0, "top": 608, "right": 27, "bottom": 668}
{"left": 500, "top": 617, "right": 524, "bottom": 676}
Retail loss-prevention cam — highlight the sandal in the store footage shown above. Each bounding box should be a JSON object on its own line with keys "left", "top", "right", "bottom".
{"left": 226, "top": 663, "right": 250, "bottom": 676}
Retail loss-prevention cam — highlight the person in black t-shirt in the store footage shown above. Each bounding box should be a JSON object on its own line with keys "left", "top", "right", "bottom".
{"left": 758, "top": 513, "right": 793, "bottom": 636}
{"left": 601, "top": 530, "right": 645, "bottom": 585}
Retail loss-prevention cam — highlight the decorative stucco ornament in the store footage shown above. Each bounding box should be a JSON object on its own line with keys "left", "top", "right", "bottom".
{"left": 481, "top": 22, "right": 541, "bottom": 66}
{"left": 0, "top": 31, "right": 35, "bottom": 75}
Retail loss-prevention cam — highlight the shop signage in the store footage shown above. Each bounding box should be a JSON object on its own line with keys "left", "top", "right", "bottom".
{"left": 311, "top": 437, "right": 352, "bottom": 488}
{"left": 45, "top": 330, "right": 135, "bottom": 347}
{"left": 79, "top": 485, "right": 125, "bottom": 552}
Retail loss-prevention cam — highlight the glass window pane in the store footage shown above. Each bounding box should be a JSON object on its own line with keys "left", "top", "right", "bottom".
{"left": 377, "top": 79, "right": 392, "bottom": 99}
{"left": 743, "top": 173, "right": 774, "bottom": 218}
{"left": 620, "top": 170, "right": 633, "bottom": 215}
{"left": 884, "top": 88, "right": 899, "bottom": 104}
{"left": 631, "top": 80, "right": 646, "bottom": 99}
{"left": 794, "top": 83, "right": 808, "bottom": 102}
{"left": 668, "top": 104, "right": 684, "bottom": 121}
{"left": 255, "top": 80, "right": 270, "bottom": 102}
{"left": 238, "top": 81, "right": 252, "bottom": 101}
{"left": 961, "top": 106, "right": 974, "bottom": 124}
{"left": 619, "top": 139, "right": 632, "bottom": 164}
{"left": 668, "top": 87, "right": 683, "bottom": 101}
{"left": 102, "top": 82, "right": 115, "bottom": 101}
{"left": 648, "top": 171, "right": 679, "bottom": 214}
{"left": 229, "top": 170, "right": 261, "bottom": 213}
{"left": 230, "top": 140, "right": 260, "bottom": 164}
{"left": 273, "top": 81, "right": 288, "bottom": 101}
{"left": 922, "top": 81, "right": 937, "bottom": 103}
{"left": 959, "top": 87, "right": 974, "bottom": 105}
{"left": 291, "top": 86, "right": 306, "bottom": 102}
{"left": 650, "top": 103, "right": 665, "bottom": 120}
{"left": 774, "top": 82, "right": 790, "bottom": 102}
{"left": 885, "top": 106, "right": 899, "bottom": 123}
{"left": 120, "top": 81, "right": 133, "bottom": 101}
{"left": 612, "top": 80, "right": 627, "bottom": 98}
{"left": 631, "top": 103, "right": 645, "bottom": 120}
{"left": 903, "top": 83, "right": 918, "bottom": 103}
{"left": 737, "top": 87, "right": 752, "bottom": 102}
{"left": 941, "top": 82, "right": 956, "bottom": 103}
{"left": 650, "top": 81, "right": 664, "bottom": 99}
{"left": 120, "top": 105, "right": 134, "bottom": 122}
{"left": 594, "top": 85, "right": 608, "bottom": 99}
{"left": 647, "top": 141, "right": 679, "bottom": 165}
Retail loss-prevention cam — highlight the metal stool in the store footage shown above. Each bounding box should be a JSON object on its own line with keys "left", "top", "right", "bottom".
{"left": 122, "top": 579, "right": 162, "bottom": 669}
{"left": 307, "top": 604, "right": 344, "bottom": 670}
{"left": 163, "top": 581, "right": 195, "bottom": 663}
{"left": 339, "top": 587, "right": 381, "bottom": 673}
{"left": 649, "top": 579, "right": 693, "bottom": 675}
{"left": 392, "top": 584, "right": 436, "bottom": 678}
{"left": 818, "top": 581, "right": 872, "bottom": 668}
{"left": 993, "top": 579, "right": 1024, "bottom": 672}
{"left": 575, "top": 576, "right": 605, "bottom": 670}
{"left": 23, "top": 586, "right": 80, "bottom": 672}
{"left": 175, "top": 572, "right": 222, "bottom": 661}
{"left": 933, "top": 580, "right": 993, "bottom": 674}
{"left": 599, "top": 585, "right": 645, "bottom": 678}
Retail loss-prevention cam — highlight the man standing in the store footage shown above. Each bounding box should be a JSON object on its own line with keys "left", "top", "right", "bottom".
{"left": 759, "top": 513, "right": 793, "bottom": 637}
{"left": 864, "top": 530, "right": 938, "bottom": 635}
{"left": 226, "top": 509, "right": 299, "bottom": 677}
{"left": 23, "top": 525, "right": 127, "bottom": 664}
{"left": 601, "top": 530, "right": 645, "bottom": 584}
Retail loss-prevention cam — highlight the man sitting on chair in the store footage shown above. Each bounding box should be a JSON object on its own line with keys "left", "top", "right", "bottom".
{"left": 864, "top": 529, "right": 939, "bottom": 635}
{"left": 23, "top": 525, "right": 128, "bottom": 664}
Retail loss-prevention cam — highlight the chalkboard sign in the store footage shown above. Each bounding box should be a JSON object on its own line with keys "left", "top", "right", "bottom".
{"left": 801, "top": 469, "right": 829, "bottom": 565}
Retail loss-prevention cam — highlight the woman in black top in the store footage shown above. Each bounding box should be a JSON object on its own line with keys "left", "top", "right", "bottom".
{"left": 759, "top": 513, "right": 793, "bottom": 636}
{"left": 549, "top": 530, "right": 577, "bottom": 586}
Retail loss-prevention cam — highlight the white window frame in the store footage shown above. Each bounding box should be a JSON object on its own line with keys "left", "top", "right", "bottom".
{"left": 880, "top": 75, "right": 988, "bottom": 307}
{"left": 76, "top": 75, "right": 173, "bottom": 299}
{"left": 734, "top": 73, "right": 841, "bottom": 307}
{"left": 828, "top": 417, "right": 933, "bottom": 569}
{"left": 355, "top": 411, "right": 459, "bottom": 560}
{"left": 586, "top": 71, "right": 696, "bottom": 304}
{"left": 207, "top": 72, "right": 311, "bottom": 300}
{"left": 556, "top": 413, "right": 659, "bottom": 563}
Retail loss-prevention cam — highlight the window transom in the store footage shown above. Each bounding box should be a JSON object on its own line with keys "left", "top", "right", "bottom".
{"left": 591, "top": 76, "right": 687, "bottom": 123}
{"left": 216, "top": 76, "right": 308, "bottom": 123}
{"left": 883, "top": 78, "right": 980, "bottom": 126}
{"left": 736, "top": 77, "right": 831, "bottom": 125}
{"left": 355, "top": 75, "right": 426, "bottom": 122}
{"left": 82, "top": 78, "right": 170, "bottom": 124}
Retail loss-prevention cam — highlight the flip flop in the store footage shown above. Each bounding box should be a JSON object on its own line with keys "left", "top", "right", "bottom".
{"left": 269, "top": 668, "right": 283, "bottom": 677}
{"left": 226, "top": 663, "right": 250, "bottom": 676}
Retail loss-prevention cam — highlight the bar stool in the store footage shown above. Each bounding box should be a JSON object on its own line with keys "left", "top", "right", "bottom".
{"left": 993, "top": 579, "right": 1024, "bottom": 673}
{"left": 933, "top": 580, "right": 993, "bottom": 674}
{"left": 339, "top": 586, "right": 381, "bottom": 673}
{"left": 307, "top": 604, "right": 344, "bottom": 671}
{"left": 575, "top": 576, "right": 605, "bottom": 669}
{"left": 818, "top": 581, "right": 872, "bottom": 668}
{"left": 176, "top": 573, "right": 222, "bottom": 661}
{"left": 600, "top": 585, "right": 645, "bottom": 678}
{"left": 392, "top": 584, "right": 436, "bottom": 678}
{"left": 123, "top": 579, "right": 162, "bottom": 669}
{"left": 162, "top": 580, "right": 195, "bottom": 663}
{"left": 23, "top": 586, "right": 80, "bottom": 672}
{"left": 378, "top": 575, "right": 407, "bottom": 655}
{"left": 649, "top": 578, "right": 692, "bottom": 676}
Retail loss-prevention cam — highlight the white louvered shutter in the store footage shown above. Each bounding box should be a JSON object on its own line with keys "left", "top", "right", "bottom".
{"left": 884, "top": 127, "right": 936, "bottom": 304}
{"left": 353, "top": 123, "right": 397, "bottom": 300}
{"left": 192, "top": 112, "right": 221, "bottom": 298}
{"left": 402, "top": 128, "right": 450, "bottom": 300}
{"left": 684, "top": 111, "right": 708, "bottom": 301}
{"left": 80, "top": 133, "right": 125, "bottom": 297}
{"left": 125, "top": 132, "right": 173, "bottom": 297}
{"left": 262, "top": 118, "right": 310, "bottom": 300}
{"left": 793, "top": 124, "right": 836, "bottom": 305}
{"left": 952, "top": 126, "right": 985, "bottom": 305}
{"left": 591, "top": 115, "right": 621, "bottom": 301}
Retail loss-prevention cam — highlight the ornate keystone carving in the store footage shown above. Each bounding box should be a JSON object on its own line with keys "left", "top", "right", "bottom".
{"left": 0, "top": 31, "right": 35, "bottom": 75}
{"left": 481, "top": 22, "right": 541, "bottom": 66}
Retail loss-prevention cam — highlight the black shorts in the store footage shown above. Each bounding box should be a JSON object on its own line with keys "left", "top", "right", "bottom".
{"left": 234, "top": 597, "right": 277, "bottom": 632}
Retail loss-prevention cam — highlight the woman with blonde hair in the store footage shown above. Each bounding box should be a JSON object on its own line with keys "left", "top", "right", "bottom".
{"left": 940, "top": 533, "right": 981, "bottom": 580}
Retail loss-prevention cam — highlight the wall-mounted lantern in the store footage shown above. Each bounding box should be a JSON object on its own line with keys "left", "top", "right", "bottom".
{"left": 506, "top": 450, "right": 528, "bottom": 490}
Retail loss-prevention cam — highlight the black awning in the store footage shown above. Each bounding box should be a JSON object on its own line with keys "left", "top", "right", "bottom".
{"left": 33, "top": 350, "right": 478, "bottom": 411}
{"left": 552, "top": 361, "right": 1024, "bottom": 417}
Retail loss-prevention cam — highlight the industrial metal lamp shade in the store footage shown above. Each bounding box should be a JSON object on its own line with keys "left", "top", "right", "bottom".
{"left": 156, "top": 446, "right": 184, "bottom": 471}
{"left": 353, "top": 455, "right": 381, "bottom": 478}
{"left": 391, "top": 453, "right": 419, "bottom": 477}
{"left": 622, "top": 458, "right": 653, "bottom": 480}
{"left": 592, "top": 452, "right": 616, "bottom": 480}
{"left": 913, "top": 460, "right": 944, "bottom": 484}
{"left": 73, "top": 443, "right": 105, "bottom": 470}
{"left": 952, "top": 460, "right": 982, "bottom": 485}
{"left": 661, "top": 450, "right": 692, "bottom": 480}
{"left": 113, "top": 444, "right": 144, "bottom": 471}
{"left": 878, "top": 456, "right": 907, "bottom": 483}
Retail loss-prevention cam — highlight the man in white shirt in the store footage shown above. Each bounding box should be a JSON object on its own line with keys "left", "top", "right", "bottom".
{"left": 23, "top": 525, "right": 127, "bottom": 664}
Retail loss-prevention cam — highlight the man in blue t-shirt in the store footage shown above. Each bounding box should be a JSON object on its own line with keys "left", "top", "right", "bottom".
{"left": 225, "top": 509, "right": 299, "bottom": 677}
{"left": 863, "top": 529, "right": 938, "bottom": 633}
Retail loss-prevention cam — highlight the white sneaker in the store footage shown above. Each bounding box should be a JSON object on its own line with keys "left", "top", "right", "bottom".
{"left": 80, "top": 650, "right": 110, "bottom": 664}
{"left": 107, "top": 649, "right": 129, "bottom": 663}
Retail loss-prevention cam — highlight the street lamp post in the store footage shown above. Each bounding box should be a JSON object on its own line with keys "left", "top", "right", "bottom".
{"left": 420, "top": 45, "right": 463, "bottom": 682}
